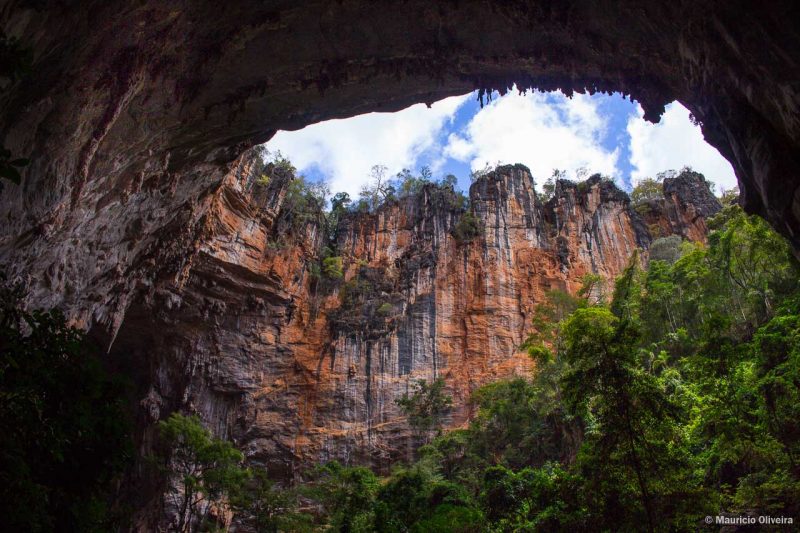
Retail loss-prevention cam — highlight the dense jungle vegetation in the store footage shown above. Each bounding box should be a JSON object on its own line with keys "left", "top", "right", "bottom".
{"left": 245, "top": 202, "right": 800, "bottom": 532}
{"left": 2, "top": 151, "right": 798, "bottom": 531}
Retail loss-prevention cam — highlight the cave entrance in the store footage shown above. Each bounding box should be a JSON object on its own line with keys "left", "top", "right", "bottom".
{"left": 261, "top": 90, "right": 736, "bottom": 202}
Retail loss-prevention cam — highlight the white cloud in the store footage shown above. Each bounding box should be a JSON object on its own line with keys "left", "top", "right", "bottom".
{"left": 442, "top": 90, "right": 620, "bottom": 184}
{"left": 265, "top": 95, "right": 469, "bottom": 197}
{"left": 627, "top": 102, "right": 737, "bottom": 191}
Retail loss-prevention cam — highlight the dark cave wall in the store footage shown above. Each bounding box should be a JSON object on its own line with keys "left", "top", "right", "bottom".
{"left": 3, "top": 3, "right": 798, "bottom": 528}
{"left": 1, "top": 3, "right": 799, "bottom": 319}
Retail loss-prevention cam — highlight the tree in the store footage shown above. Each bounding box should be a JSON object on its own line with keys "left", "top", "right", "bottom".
{"left": 452, "top": 211, "right": 482, "bottom": 243}
{"left": 0, "top": 276, "right": 132, "bottom": 532}
{"left": 327, "top": 191, "right": 352, "bottom": 237}
{"left": 648, "top": 235, "right": 682, "bottom": 264}
{"left": 419, "top": 166, "right": 433, "bottom": 181}
{"left": 396, "top": 378, "right": 453, "bottom": 439}
{"left": 157, "top": 413, "right": 250, "bottom": 532}
{"left": 441, "top": 174, "right": 458, "bottom": 189}
{"left": 656, "top": 169, "right": 677, "bottom": 182}
{"left": 561, "top": 307, "right": 693, "bottom": 532}
{"left": 322, "top": 256, "right": 344, "bottom": 280}
{"left": 708, "top": 205, "right": 797, "bottom": 323}
{"left": 576, "top": 272, "right": 606, "bottom": 305}
{"left": 360, "top": 164, "right": 392, "bottom": 209}
{"left": 231, "top": 469, "right": 312, "bottom": 533}
{"left": 272, "top": 173, "right": 329, "bottom": 246}
{"left": 630, "top": 177, "right": 663, "bottom": 203}
{"left": 307, "top": 461, "right": 379, "bottom": 532}
{"left": 718, "top": 186, "right": 739, "bottom": 205}
{"left": 470, "top": 162, "right": 494, "bottom": 182}
{"left": 541, "top": 177, "right": 556, "bottom": 202}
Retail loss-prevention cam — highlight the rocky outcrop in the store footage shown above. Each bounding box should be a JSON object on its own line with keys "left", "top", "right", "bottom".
{"left": 3, "top": 1, "right": 791, "bottom": 524}
{"left": 97, "top": 156, "right": 721, "bottom": 528}
{"left": 637, "top": 170, "right": 723, "bottom": 242}
{"left": 1, "top": 0, "right": 799, "bottom": 274}
{"left": 0, "top": 118, "right": 720, "bottom": 528}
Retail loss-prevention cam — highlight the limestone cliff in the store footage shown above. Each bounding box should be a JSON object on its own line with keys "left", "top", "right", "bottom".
{"left": 104, "top": 156, "right": 716, "bottom": 516}
{"left": 637, "top": 170, "right": 722, "bottom": 242}
{"left": 3, "top": 0, "right": 799, "bottom": 262}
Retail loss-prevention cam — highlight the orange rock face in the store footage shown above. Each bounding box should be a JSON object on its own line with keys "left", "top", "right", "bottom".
{"left": 106, "top": 158, "right": 719, "bottom": 491}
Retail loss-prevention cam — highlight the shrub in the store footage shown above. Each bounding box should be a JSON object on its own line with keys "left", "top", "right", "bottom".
{"left": 631, "top": 177, "right": 663, "bottom": 203}
{"left": 396, "top": 378, "right": 453, "bottom": 436}
{"left": 322, "top": 256, "right": 344, "bottom": 280}
{"left": 308, "top": 261, "right": 322, "bottom": 281}
{"left": 452, "top": 212, "right": 482, "bottom": 243}
{"left": 649, "top": 235, "right": 683, "bottom": 264}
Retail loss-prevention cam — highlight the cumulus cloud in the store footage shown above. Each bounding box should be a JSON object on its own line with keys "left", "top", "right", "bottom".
{"left": 442, "top": 90, "right": 620, "bottom": 184}
{"left": 627, "top": 102, "right": 737, "bottom": 191}
{"left": 265, "top": 95, "right": 469, "bottom": 197}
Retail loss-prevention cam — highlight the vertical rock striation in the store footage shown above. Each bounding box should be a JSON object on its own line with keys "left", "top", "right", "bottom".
{"left": 107, "top": 161, "right": 718, "bottom": 509}
{"left": 637, "top": 170, "right": 723, "bottom": 242}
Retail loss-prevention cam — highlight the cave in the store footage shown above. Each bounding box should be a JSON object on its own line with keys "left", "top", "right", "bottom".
{"left": 2, "top": 2, "right": 799, "bottom": 276}
{"left": 2, "top": 1, "right": 800, "bottom": 530}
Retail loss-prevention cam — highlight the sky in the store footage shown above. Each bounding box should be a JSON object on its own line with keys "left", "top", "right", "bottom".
{"left": 265, "top": 88, "right": 737, "bottom": 198}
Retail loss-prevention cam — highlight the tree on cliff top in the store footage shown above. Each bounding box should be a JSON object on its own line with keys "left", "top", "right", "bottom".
{"left": 631, "top": 176, "right": 663, "bottom": 204}
{"left": 360, "top": 164, "right": 393, "bottom": 210}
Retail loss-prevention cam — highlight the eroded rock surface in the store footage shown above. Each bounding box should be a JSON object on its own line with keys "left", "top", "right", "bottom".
{"left": 0, "top": 1, "right": 794, "bottom": 526}
{"left": 2, "top": 2, "right": 800, "bottom": 313}
{"left": 638, "top": 170, "right": 723, "bottom": 242}
{"left": 107, "top": 158, "right": 714, "bottom": 511}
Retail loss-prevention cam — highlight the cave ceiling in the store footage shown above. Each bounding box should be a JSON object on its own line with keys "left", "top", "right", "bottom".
{"left": 1, "top": 0, "right": 799, "bottom": 267}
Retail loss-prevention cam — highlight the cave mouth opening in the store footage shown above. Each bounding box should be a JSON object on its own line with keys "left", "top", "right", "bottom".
{"left": 261, "top": 89, "right": 738, "bottom": 203}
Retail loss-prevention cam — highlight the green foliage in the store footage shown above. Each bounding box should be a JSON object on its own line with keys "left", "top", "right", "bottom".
{"left": 270, "top": 150, "right": 296, "bottom": 174}
{"left": 231, "top": 469, "right": 313, "bottom": 532}
{"left": 306, "top": 461, "right": 380, "bottom": 532}
{"left": 0, "top": 277, "right": 132, "bottom": 532}
{"left": 397, "top": 378, "right": 453, "bottom": 437}
{"left": 469, "top": 162, "right": 495, "bottom": 182}
{"left": 442, "top": 173, "right": 458, "bottom": 189}
{"left": 540, "top": 176, "right": 556, "bottom": 202}
{"left": 394, "top": 168, "right": 429, "bottom": 197}
{"left": 339, "top": 275, "right": 372, "bottom": 309}
{"left": 327, "top": 191, "right": 352, "bottom": 237}
{"left": 271, "top": 172, "right": 329, "bottom": 246}
{"left": 576, "top": 272, "right": 605, "bottom": 305}
{"left": 522, "top": 289, "right": 586, "bottom": 363}
{"left": 299, "top": 205, "right": 800, "bottom": 532}
{"left": 718, "top": 186, "right": 739, "bottom": 205}
{"left": 323, "top": 256, "right": 344, "bottom": 280}
{"left": 648, "top": 235, "right": 682, "bottom": 264}
{"left": 377, "top": 302, "right": 393, "bottom": 316}
{"left": 631, "top": 176, "right": 664, "bottom": 204}
{"left": 359, "top": 164, "right": 393, "bottom": 210}
{"left": 157, "top": 413, "right": 249, "bottom": 532}
{"left": 561, "top": 306, "right": 697, "bottom": 531}
{"left": 452, "top": 211, "right": 482, "bottom": 244}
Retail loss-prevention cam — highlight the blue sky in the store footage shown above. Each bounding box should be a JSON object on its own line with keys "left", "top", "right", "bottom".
{"left": 266, "top": 88, "right": 737, "bottom": 197}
